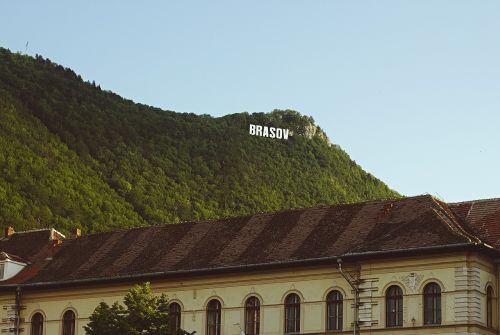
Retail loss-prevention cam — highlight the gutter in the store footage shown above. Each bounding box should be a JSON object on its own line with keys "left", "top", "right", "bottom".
{"left": 1, "top": 242, "right": 493, "bottom": 291}
{"left": 342, "top": 242, "right": 487, "bottom": 258}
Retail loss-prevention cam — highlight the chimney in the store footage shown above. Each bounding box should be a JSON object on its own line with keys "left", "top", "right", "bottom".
{"left": 72, "top": 228, "right": 81, "bottom": 238}
{"left": 4, "top": 227, "right": 14, "bottom": 238}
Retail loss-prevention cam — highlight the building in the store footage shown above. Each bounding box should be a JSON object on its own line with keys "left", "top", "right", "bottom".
{"left": 1, "top": 195, "right": 500, "bottom": 335}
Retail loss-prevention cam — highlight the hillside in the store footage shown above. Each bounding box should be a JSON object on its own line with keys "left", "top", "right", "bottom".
{"left": 0, "top": 48, "right": 399, "bottom": 234}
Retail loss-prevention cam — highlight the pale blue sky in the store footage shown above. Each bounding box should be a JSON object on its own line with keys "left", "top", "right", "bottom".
{"left": 1, "top": 1, "right": 499, "bottom": 202}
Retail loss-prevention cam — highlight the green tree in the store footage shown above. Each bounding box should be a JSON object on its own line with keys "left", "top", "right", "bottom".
{"left": 84, "top": 283, "right": 194, "bottom": 335}
{"left": 84, "top": 302, "right": 128, "bottom": 335}
{"left": 0, "top": 47, "right": 400, "bottom": 234}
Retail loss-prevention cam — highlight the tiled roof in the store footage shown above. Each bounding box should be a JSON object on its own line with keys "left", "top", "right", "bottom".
{"left": 2, "top": 195, "right": 499, "bottom": 287}
{"left": 0, "top": 229, "right": 53, "bottom": 263}
{"left": 449, "top": 198, "right": 500, "bottom": 248}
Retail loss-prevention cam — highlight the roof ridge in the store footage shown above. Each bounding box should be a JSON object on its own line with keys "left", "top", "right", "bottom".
{"left": 430, "top": 198, "right": 485, "bottom": 246}
{"left": 11, "top": 228, "right": 51, "bottom": 234}
{"left": 449, "top": 197, "right": 500, "bottom": 205}
{"left": 63, "top": 195, "right": 419, "bottom": 240}
{"left": 175, "top": 195, "right": 409, "bottom": 225}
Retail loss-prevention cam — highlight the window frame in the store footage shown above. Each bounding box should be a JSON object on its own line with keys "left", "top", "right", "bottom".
{"left": 326, "top": 290, "right": 343, "bottom": 331}
{"left": 206, "top": 299, "right": 222, "bottom": 335}
{"left": 284, "top": 293, "right": 301, "bottom": 334}
{"left": 423, "top": 282, "right": 441, "bottom": 325}
{"left": 244, "top": 296, "right": 260, "bottom": 335}
{"left": 169, "top": 302, "right": 182, "bottom": 333}
{"left": 62, "top": 310, "right": 76, "bottom": 335}
{"left": 386, "top": 285, "right": 403, "bottom": 328}
{"left": 487, "top": 286, "right": 494, "bottom": 328}
{"left": 31, "top": 312, "right": 44, "bottom": 335}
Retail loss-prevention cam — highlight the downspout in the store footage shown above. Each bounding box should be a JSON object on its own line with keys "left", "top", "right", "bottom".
{"left": 493, "top": 259, "right": 500, "bottom": 335}
{"left": 337, "top": 258, "right": 359, "bottom": 335}
{"left": 492, "top": 259, "right": 500, "bottom": 335}
{"left": 15, "top": 286, "right": 21, "bottom": 335}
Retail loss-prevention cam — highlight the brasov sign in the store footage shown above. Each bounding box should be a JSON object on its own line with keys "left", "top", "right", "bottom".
{"left": 249, "top": 124, "right": 290, "bottom": 140}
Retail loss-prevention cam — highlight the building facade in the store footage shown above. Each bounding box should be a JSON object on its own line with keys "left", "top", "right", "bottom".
{"left": 1, "top": 195, "right": 500, "bottom": 335}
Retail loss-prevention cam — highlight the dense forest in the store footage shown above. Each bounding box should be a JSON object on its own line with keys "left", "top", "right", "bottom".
{"left": 0, "top": 48, "right": 399, "bottom": 234}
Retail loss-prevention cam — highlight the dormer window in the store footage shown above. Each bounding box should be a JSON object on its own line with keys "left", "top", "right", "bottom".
{"left": 0, "top": 252, "right": 27, "bottom": 281}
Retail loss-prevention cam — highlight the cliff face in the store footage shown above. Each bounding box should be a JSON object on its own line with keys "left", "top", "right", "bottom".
{"left": 0, "top": 48, "right": 399, "bottom": 234}
{"left": 302, "top": 122, "right": 329, "bottom": 141}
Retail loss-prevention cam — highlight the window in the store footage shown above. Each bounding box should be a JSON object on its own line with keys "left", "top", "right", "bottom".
{"left": 31, "top": 313, "right": 44, "bottom": 335}
{"left": 386, "top": 285, "right": 403, "bottom": 327}
{"left": 423, "top": 283, "right": 441, "bottom": 325}
{"left": 0, "top": 263, "right": 4, "bottom": 279}
{"left": 284, "top": 293, "right": 300, "bottom": 334}
{"left": 206, "top": 300, "right": 221, "bottom": 335}
{"left": 487, "top": 286, "right": 494, "bottom": 328}
{"left": 62, "top": 310, "right": 75, "bottom": 335}
{"left": 326, "top": 290, "right": 343, "bottom": 331}
{"left": 245, "top": 297, "right": 260, "bottom": 335}
{"left": 169, "top": 302, "right": 181, "bottom": 333}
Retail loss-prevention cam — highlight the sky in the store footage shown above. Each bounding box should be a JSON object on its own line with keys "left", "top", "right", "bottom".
{"left": 1, "top": 1, "right": 499, "bottom": 202}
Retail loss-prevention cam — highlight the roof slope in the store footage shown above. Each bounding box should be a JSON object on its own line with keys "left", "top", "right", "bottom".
{"left": 4, "top": 195, "right": 492, "bottom": 286}
{"left": 0, "top": 229, "right": 52, "bottom": 264}
{"left": 449, "top": 198, "right": 500, "bottom": 248}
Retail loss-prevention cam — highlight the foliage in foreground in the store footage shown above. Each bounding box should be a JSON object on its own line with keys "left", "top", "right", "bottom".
{"left": 84, "top": 282, "right": 195, "bottom": 335}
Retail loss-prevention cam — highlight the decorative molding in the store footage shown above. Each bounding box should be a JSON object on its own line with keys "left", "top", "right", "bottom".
{"left": 399, "top": 273, "right": 424, "bottom": 293}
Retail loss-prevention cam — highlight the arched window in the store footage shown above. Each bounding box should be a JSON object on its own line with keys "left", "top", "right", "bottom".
{"left": 386, "top": 285, "right": 403, "bottom": 327}
{"left": 326, "top": 290, "right": 343, "bottom": 331}
{"left": 62, "top": 310, "right": 76, "bottom": 335}
{"left": 284, "top": 293, "right": 300, "bottom": 334}
{"left": 206, "top": 299, "right": 221, "bottom": 335}
{"left": 245, "top": 296, "right": 260, "bottom": 335}
{"left": 31, "top": 313, "right": 44, "bottom": 335}
{"left": 423, "top": 283, "right": 441, "bottom": 325}
{"left": 169, "top": 302, "right": 181, "bottom": 333}
{"left": 487, "top": 286, "right": 494, "bottom": 328}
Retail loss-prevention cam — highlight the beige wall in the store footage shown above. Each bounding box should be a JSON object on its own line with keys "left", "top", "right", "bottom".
{"left": 2, "top": 252, "right": 498, "bottom": 335}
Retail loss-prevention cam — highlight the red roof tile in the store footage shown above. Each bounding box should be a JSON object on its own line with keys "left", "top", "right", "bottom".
{"left": 3, "top": 195, "right": 499, "bottom": 287}
{"left": 449, "top": 198, "right": 500, "bottom": 248}
{"left": 0, "top": 229, "right": 54, "bottom": 263}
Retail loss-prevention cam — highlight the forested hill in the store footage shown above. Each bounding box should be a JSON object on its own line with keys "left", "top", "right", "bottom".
{"left": 0, "top": 48, "right": 399, "bottom": 234}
